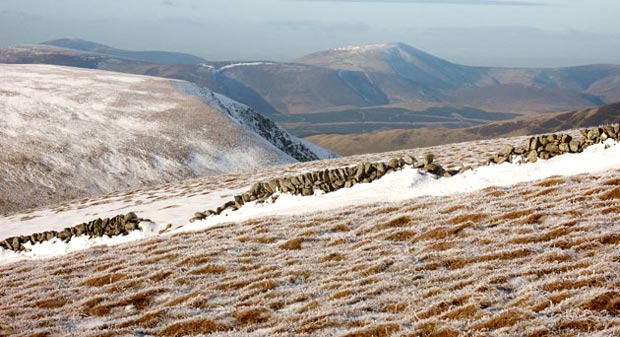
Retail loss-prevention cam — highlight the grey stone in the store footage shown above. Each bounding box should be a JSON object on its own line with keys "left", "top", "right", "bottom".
{"left": 588, "top": 128, "right": 601, "bottom": 140}
{"left": 355, "top": 164, "right": 365, "bottom": 180}
{"left": 375, "top": 162, "right": 386, "bottom": 174}
{"left": 11, "top": 237, "right": 22, "bottom": 251}
{"left": 528, "top": 137, "right": 540, "bottom": 151}
{"left": 75, "top": 224, "right": 86, "bottom": 236}
{"left": 423, "top": 153, "right": 434, "bottom": 165}
{"left": 364, "top": 162, "right": 374, "bottom": 175}
{"left": 387, "top": 158, "right": 400, "bottom": 169}
{"left": 526, "top": 151, "right": 538, "bottom": 163}
{"left": 560, "top": 134, "right": 572, "bottom": 143}
{"left": 545, "top": 144, "right": 560, "bottom": 153}
{"left": 424, "top": 163, "right": 444, "bottom": 176}
{"left": 402, "top": 155, "right": 415, "bottom": 165}
{"left": 124, "top": 212, "right": 137, "bottom": 223}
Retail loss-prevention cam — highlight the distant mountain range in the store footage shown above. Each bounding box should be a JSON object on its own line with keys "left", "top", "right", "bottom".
{"left": 307, "top": 101, "right": 620, "bottom": 155}
{"left": 0, "top": 64, "right": 333, "bottom": 213}
{"left": 43, "top": 38, "right": 207, "bottom": 65}
{"left": 2, "top": 39, "right": 619, "bottom": 153}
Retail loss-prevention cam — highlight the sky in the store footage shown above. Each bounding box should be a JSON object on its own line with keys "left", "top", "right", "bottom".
{"left": 1, "top": 0, "right": 620, "bottom": 67}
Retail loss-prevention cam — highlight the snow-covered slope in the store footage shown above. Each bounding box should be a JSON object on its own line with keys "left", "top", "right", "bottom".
{"left": 0, "top": 64, "right": 332, "bottom": 214}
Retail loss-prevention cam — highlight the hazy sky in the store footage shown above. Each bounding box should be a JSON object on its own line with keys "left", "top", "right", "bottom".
{"left": 1, "top": 0, "right": 620, "bottom": 67}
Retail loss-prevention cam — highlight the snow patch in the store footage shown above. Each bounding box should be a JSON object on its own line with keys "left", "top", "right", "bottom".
{"left": 214, "top": 62, "right": 274, "bottom": 74}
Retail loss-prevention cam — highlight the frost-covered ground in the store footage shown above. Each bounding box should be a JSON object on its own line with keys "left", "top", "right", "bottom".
{"left": 1, "top": 131, "right": 619, "bottom": 336}
{"left": 0, "top": 64, "right": 331, "bottom": 214}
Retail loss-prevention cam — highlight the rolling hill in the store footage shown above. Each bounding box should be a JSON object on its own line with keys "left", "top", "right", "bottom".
{"left": 0, "top": 64, "right": 334, "bottom": 214}
{"left": 1, "top": 127, "right": 620, "bottom": 336}
{"left": 307, "top": 101, "right": 620, "bottom": 155}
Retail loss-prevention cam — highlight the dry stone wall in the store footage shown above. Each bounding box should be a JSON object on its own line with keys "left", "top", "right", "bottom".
{"left": 485, "top": 125, "right": 620, "bottom": 165}
{"left": 191, "top": 124, "right": 620, "bottom": 223}
{"left": 0, "top": 212, "right": 146, "bottom": 252}
{"left": 190, "top": 153, "right": 461, "bottom": 222}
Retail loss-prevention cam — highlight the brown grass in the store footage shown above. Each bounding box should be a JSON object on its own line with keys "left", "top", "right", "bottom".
{"left": 471, "top": 308, "right": 533, "bottom": 330}
{"left": 249, "top": 280, "right": 279, "bottom": 292}
{"left": 378, "top": 216, "right": 411, "bottom": 229}
{"left": 158, "top": 317, "right": 230, "bottom": 336}
{"left": 448, "top": 212, "right": 487, "bottom": 224}
{"left": 80, "top": 273, "right": 126, "bottom": 287}
{"left": 343, "top": 323, "right": 400, "bottom": 337}
{"left": 234, "top": 307, "right": 272, "bottom": 325}
{"left": 188, "top": 264, "right": 227, "bottom": 275}
{"left": 33, "top": 298, "right": 68, "bottom": 309}
{"left": 279, "top": 237, "right": 304, "bottom": 250}
{"left": 602, "top": 178, "right": 620, "bottom": 186}
{"left": 581, "top": 291, "right": 620, "bottom": 315}
{"left": 600, "top": 187, "right": 620, "bottom": 200}
{"left": 534, "top": 177, "right": 566, "bottom": 187}
{"left": 322, "top": 253, "right": 346, "bottom": 262}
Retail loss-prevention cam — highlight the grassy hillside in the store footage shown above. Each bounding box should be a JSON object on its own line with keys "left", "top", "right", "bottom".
{"left": 1, "top": 130, "right": 620, "bottom": 336}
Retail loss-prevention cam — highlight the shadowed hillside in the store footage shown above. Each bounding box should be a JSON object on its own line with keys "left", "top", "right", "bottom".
{"left": 307, "top": 102, "right": 620, "bottom": 155}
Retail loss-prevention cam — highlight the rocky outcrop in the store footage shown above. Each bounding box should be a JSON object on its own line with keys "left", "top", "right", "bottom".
{"left": 0, "top": 212, "right": 146, "bottom": 252}
{"left": 191, "top": 124, "right": 620, "bottom": 223}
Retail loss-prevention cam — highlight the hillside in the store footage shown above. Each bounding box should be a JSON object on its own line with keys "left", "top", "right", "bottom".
{"left": 307, "top": 102, "right": 620, "bottom": 155}
{"left": 0, "top": 64, "right": 333, "bottom": 214}
{"left": 42, "top": 38, "right": 207, "bottom": 65}
{"left": 1, "top": 127, "right": 619, "bottom": 336}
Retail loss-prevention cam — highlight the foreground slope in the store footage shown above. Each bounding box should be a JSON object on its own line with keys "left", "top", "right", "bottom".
{"left": 308, "top": 101, "right": 620, "bottom": 155}
{"left": 1, "top": 129, "right": 620, "bottom": 336}
{"left": 0, "top": 64, "right": 332, "bottom": 214}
